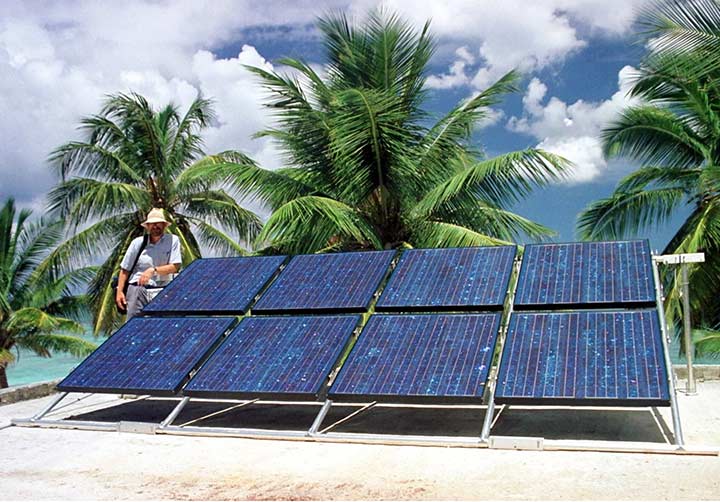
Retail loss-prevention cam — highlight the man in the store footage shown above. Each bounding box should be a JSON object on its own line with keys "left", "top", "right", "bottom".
{"left": 115, "top": 208, "right": 182, "bottom": 319}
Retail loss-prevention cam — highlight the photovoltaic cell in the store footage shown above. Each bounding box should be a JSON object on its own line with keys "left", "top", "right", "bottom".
{"left": 376, "top": 246, "right": 516, "bottom": 311}
{"left": 57, "top": 317, "right": 236, "bottom": 395}
{"left": 514, "top": 240, "right": 655, "bottom": 309}
{"left": 252, "top": 251, "right": 395, "bottom": 314}
{"left": 143, "top": 255, "right": 286, "bottom": 315}
{"left": 329, "top": 313, "right": 501, "bottom": 403}
{"left": 184, "top": 315, "right": 360, "bottom": 399}
{"left": 495, "top": 310, "right": 670, "bottom": 406}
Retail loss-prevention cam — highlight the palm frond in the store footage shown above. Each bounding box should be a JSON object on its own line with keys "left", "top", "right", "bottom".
{"left": 257, "top": 196, "right": 381, "bottom": 254}
{"left": 181, "top": 188, "right": 262, "bottom": 243}
{"left": 414, "top": 150, "right": 569, "bottom": 218}
{"left": 616, "top": 165, "right": 701, "bottom": 192}
{"left": 18, "top": 333, "right": 96, "bottom": 359}
{"left": 577, "top": 186, "right": 688, "bottom": 240}
{"left": 48, "top": 178, "right": 149, "bottom": 224}
{"left": 411, "top": 221, "right": 512, "bottom": 248}
{"left": 639, "top": 0, "right": 720, "bottom": 80}
{"left": 185, "top": 217, "right": 249, "bottom": 256}
{"left": 693, "top": 328, "right": 720, "bottom": 357}
{"left": 49, "top": 142, "right": 144, "bottom": 185}
{"left": 603, "top": 105, "right": 707, "bottom": 166}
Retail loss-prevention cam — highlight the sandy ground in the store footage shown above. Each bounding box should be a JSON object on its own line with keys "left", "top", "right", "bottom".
{"left": 1, "top": 381, "right": 720, "bottom": 500}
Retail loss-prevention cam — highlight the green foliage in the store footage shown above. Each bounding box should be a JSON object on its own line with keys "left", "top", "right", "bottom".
{"left": 638, "top": 0, "right": 720, "bottom": 82}
{"left": 0, "top": 198, "right": 95, "bottom": 389}
{"left": 694, "top": 328, "right": 720, "bottom": 357}
{"left": 186, "top": 10, "right": 568, "bottom": 254}
{"left": 578, "top": 0, "right": 720, "bottom": 342}
{"left": 50, "top": 94, "right": 263, "bottom": 335}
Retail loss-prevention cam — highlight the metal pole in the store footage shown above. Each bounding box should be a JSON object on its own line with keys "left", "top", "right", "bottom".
{"left": 159, "top": 396, "right": 190, "bottom": 428}
{"left": 307, "top": 399, "right": 333, "bottom": 435}
{"left": 31, "top": 392, "right": 68, "bottom": 420}
{"left": 651, "top": 258, "right": 685, "bottom": 446}
{"left": 681, "top": 262, "right": 697, "bottom": 395}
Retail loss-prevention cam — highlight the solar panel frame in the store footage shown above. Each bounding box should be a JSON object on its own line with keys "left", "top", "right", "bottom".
{"left": 514, "top": 240, "right": 656, "bottom": 310}
{"left": 57, "top": 317, "right": 238, "bottom": 396}
{"left": 183, "top": 315, "right": 362, "bottom": 401}
{"left": 252, "top": 250, "right": 396, "bottom": 314}
{"left": 142, "top": 255, "right": 288, "bottom": 316}
{"left": 329, "top": 313, "right": 502, "bottom": 404}
{"left": 495, "top": 309, "right": 670, "bottom": 407}
{"left": 376, "top": 246, "right": 517, "bottom": 312}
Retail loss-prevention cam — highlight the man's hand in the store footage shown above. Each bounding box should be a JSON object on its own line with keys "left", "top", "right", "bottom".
{"left": 138, "top": 267, "right": 155, "bottom": 286}
{"left": 116, "top": 290, "right": 127, "bottom": 310}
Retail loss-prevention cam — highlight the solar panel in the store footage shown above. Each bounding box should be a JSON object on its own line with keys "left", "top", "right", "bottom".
{"left": 495, "top": 310, "right": 670, "bottom": 406}
{"left": 514, "top": 240, "right": 655, "bottom": 309}
{"left": 329, "top": 313, "right": 501, "bottom": 404}
{"left": 252, "top": 251, "right": 395, "bottom": 314}
{"left": 143, "top": 255, "right": 287, "bottom": 315}
{"left": 184, "top": 315, "right": 360, "bottom": 400}
{"left": 57, "top": 317, "right": 236, "bottom": 395}
{"left": 376, "top": 246, "right": 516, "bottom": 312}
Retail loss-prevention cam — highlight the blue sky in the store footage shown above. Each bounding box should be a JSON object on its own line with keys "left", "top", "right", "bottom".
{"left": 0, "top": 0, "right": 686, "bottom": 250}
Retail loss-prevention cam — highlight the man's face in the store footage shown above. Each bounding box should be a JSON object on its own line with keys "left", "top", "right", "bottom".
{"left": 148, "top": 222, "right": 165, "bottom": 237}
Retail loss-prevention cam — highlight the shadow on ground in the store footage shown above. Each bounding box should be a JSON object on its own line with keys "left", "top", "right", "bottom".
{"left": 67, "top": 398, "right": 673, "bottom": 443}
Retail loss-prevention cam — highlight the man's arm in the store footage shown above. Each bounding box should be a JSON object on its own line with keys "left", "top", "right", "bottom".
{"left": 116, "top": 268, "right": 130, "bottom": 310}
{"left": 137, "top": 263, "right": 180, "bottom": 285}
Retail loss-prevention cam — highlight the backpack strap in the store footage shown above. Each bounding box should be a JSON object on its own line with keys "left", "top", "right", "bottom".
{"left": 124, "top": 234, "right": 149, "bottom": 292}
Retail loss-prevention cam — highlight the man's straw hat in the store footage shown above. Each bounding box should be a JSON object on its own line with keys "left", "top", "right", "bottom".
{"left": 141, "top": 208, "right": 170, "bottom": 228}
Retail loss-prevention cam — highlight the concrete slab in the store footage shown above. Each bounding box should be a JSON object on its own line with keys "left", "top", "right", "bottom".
{"left": 1, "top": 381, "right": 719, "bottom": 500}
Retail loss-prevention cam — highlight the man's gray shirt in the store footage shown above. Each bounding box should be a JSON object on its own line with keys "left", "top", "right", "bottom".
{"left": 121, "top": 233, "right": 181, "bottom": 287}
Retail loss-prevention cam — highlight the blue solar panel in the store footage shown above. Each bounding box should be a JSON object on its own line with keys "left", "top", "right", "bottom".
{"left": 495, "top": 310, "right": 670, "bottom": 406}
{"left": 184, "top": 315, "right": 360, "bottom": 399}
{"left": 143, "top": 255, "right": 286, "bottom": 314}
{"left": 330, "top": 313, "right": 501, "bottom": 403}
{"left": 376, "top": 246, "right": 516, "bottom": 312}
{"left": 58, "top": 317, "right": 236, "bottom": 395}
{"left": 252, "top": 251, "right": 395, "bottom": 314}
{"left": 514, "top": 240, "right": 655, "bottom": 309}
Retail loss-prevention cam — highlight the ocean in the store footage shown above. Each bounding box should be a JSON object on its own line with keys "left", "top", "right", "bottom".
{"left": 6, "top": 332, "right": 108, "bottom": 387}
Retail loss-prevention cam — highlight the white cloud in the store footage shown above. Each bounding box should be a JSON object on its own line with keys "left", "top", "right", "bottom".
{"left": 353, "top": 0, "right": 647, "bottom": 91}
{"left": 426, "top": 46, "right": 474, "bottom": 89}
{"left": 0, "top": 1, "right": 312, "bottom": 210}
{"left": 0, "top": 0, "right": 652, "bottom": 211}
{"left": 507, "top": 66, "right": 640, "bottom": 183}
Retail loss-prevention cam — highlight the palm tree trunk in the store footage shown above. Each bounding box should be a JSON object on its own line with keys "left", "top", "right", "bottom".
{"left": 0, "top": 364, "right": 8, "bottom": 389}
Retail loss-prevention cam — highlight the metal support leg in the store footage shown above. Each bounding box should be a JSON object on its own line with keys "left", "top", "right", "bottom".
{"left": 480, "top": 399, "right": 495, "bottom": 442}
{"left": 308, "top": 400, "right": 333, "bottom": 435}
{"left": 681, "top": 263, "right": 697, "bottom": 395}
{"left": 652, "top": 259, "right": 685, "bottom": 447}
{"left": 32, "top": 392, "right": 68, "bottom": 420}
{"left": 159, "top": 397, "right": 190, "bottom": 428}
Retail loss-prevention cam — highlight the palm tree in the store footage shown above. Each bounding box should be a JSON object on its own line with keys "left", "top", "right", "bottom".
{"left": 578, "top": 0, "right": 720, "bottom": 332}
{"left": 49, "top": 94, "right": 262, "bottom": 335}
{"left": 184, "top": 10, "right": 569, "bottom": 254}
{"left": 0, "top": 198, "right": 96, "bottom": 389}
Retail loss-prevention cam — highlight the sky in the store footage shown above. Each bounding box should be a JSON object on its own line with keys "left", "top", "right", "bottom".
{"left": 0, "top": 0, "right": 688, "bottom": 250}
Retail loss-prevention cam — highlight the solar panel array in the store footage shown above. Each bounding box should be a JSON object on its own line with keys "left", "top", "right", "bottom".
{"left": 143, "top": 255, "right": 286, "bottom": 315}
{"left": 62, "top": 239, "right": 672, "bottom": 420}
{"left": 185, "top": 315, "right": 360, "bottom": 399}
{"left": 376, "top": 246, "right": 516, "bottom": 312}
{"left": 252, "top": 250, "right": 396, "bottom": 314}
{"left": 330, "top": 313, "right": 501, "bottom": 403}
{"left": 514, "top": 240, "right": 655, "bottom": 309}
{"left": 495, "top": 310, "right": 669, "bottom": 405}
{"left": 58, "top": 317, "right": 236, "bottom": 395}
